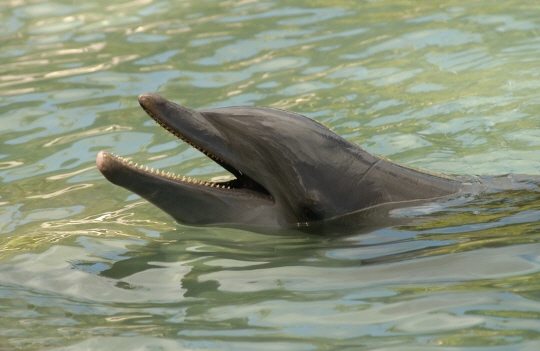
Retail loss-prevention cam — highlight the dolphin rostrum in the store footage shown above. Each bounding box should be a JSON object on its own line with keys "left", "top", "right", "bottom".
{"left": 97, "top": 93, "right": 486, "bottom": 228}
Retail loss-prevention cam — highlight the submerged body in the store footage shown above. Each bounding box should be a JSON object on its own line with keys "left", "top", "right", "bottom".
{"left": 97, "top": 93, "right": 488, "bottom": 228}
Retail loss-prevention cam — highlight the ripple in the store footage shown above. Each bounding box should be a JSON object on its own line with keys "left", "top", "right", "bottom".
{"left": 14, "top": 3, "right": 79, "bottom": 18}
{"left": 197, "top": 27, "right": 366, "bottom": 65}
{"left": 426, "top": 49, "right": 493, "bottom": 72}
{"left": 199, "top": 244, "right": 540, "bottom": 293}
{"left": 217, "top": 6, "right": 349, "bottom": 25}
{"left": 345, "top": 29, "right": 482, "bottom": 59}
{"left": 0, "top": 245, "right": 192, "bottom": 303}
{"left": 365, "top": 133, "right": 433, "bottom": 156}
{"left": 126, "top": 33, "right": 170, "bottom": 43}
{"left": 29, "top": 19, "right": 83, "bottom": 35}
{"left": 279, "top": 81, "right": 333, "bottom": 95}
{"left": 467, "top": 14, "right": 539, "bottom": 32}
{"left": 27, "top": 184, "right": 93, "bottom": 199}
{"left": 407, "top": 83, "right": 445, "bottom": 92}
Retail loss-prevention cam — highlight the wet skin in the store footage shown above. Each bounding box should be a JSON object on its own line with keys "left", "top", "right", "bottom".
{"left": 97, "top": 93, "right": 483, "bottom": 228}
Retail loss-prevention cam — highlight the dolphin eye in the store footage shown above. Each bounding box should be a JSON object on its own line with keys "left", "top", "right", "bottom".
{"left": 301, "top": 205, "right": 324, "bottom": 221}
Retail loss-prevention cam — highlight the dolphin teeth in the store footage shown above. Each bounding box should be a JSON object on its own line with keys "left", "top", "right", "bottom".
{"left": 145, "top": 166, "right": 149, "bottom": 171}
{"left": 182, "top": 176, "right": 186, "bottom": 182}
{"left": 128, "top": 161, "right": 133, "bottom": 165}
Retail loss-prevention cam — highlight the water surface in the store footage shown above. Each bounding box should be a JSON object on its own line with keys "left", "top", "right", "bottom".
{"left": 2, "top": 1, "right": 540, "bottom": 350}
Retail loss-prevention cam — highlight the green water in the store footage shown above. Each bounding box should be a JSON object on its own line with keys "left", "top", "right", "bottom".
{"left": 2, "top": 0, "right": 540, "bottom": 350}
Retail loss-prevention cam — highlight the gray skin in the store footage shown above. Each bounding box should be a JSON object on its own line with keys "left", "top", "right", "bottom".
{"left": 97, "top": 93, "right": 483, "bottom": 228}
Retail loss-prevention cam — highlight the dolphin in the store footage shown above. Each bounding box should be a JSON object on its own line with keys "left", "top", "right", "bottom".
{"left": 96, "top": 93, "right": 484, "bottom": 228}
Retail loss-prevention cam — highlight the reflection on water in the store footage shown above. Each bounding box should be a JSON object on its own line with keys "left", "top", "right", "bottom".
{"left": 2, "top": 0, "right": 540, "bottom": 350}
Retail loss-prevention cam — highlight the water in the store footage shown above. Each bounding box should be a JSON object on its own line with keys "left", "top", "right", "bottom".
{"left": 1, "top": 0, "right": 540, "bottom": 349}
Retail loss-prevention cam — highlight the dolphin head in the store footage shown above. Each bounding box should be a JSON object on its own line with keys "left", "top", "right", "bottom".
{"left": 97, "top": 93, "right": 463, "bottom": 228}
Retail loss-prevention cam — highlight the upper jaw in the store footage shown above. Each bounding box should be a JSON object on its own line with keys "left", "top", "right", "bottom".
{"left": 137, "top": 93, "right": 244, "bottom": 177}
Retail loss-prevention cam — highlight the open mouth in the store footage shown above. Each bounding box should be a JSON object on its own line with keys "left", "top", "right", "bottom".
{"left": 101, "top": 98, "right": 271, "bottom": 197}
